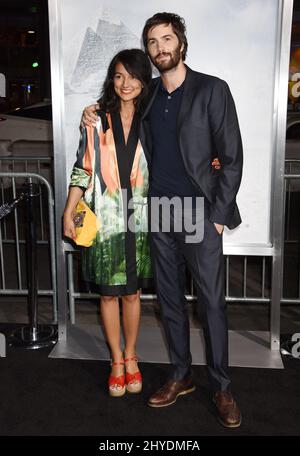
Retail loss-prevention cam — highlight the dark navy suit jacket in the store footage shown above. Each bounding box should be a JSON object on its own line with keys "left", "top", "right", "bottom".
{"left": 140, "top": 66, "right": 243, "bottom": 229}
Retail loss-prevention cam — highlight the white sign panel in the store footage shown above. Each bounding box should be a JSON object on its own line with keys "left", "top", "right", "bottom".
{"left": 55, "top": 0, "right": 281, "bottom": 248}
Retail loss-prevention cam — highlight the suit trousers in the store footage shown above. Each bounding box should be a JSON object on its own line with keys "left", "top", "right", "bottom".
{"left": 149, "top": 202, "right": 231, "bottom": 392}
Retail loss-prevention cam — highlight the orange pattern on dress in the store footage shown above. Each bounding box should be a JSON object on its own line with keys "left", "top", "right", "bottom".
{"left": 83, "top": 126, "right": 95, "bottom": 176}
{"left": 98, "top": 113, "right": 144, "bottom": 193}
{"left": 130, "top": 140, "right": 144, "bottom": 188}
{"left": 98, "top": 114, "right": 121, "bottom": 194}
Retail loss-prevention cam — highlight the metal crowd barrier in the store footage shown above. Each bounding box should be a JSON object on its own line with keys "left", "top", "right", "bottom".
{"left": 0, "top": 161, "right": 299, "bottom": 326}
{"left": 65, "top": 161, "right": 300, "bottom": 324}
{"left": 282, "top": 159, "right": 300, "bottom": 304}
{"left": 0, "top": 172, "right": 57, "bottom": 322}
{"left": 65, "top": 250, "right": 273, "bottom": 324}
{"left": 0, "top": 156, "right": 53, "bottom": 187}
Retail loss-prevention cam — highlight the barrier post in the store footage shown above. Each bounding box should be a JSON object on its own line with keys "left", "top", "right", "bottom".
{"left": 0, "top": 180, "right": 58, "bottom": 349}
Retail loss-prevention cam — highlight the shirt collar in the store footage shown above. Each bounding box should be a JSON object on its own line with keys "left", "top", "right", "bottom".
{"left": 159, "top": 79, "right": 185, "bottom": 95}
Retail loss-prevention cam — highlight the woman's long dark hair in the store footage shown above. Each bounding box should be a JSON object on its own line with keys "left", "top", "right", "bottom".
{"left": 97, "top": 49, "right": 152, "bottom": 114}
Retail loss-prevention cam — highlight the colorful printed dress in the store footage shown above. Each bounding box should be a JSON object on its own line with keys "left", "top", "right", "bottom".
{"left": 70, "top": 110, "right": 152, "bottom": 295}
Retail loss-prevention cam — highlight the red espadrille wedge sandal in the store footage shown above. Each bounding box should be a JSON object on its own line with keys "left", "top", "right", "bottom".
{"left": 124, "top": 355, "right": 142, "bottom": 394}
{"left": 109, "top": 359, "right": 126, "bottom": 397}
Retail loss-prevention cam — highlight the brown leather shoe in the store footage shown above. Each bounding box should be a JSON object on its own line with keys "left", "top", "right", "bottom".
{"left": 213, "top": 391, "right": 242, "bottom": 428}
{"left": 148, "top": 377, "right": 196, "bottom": 408}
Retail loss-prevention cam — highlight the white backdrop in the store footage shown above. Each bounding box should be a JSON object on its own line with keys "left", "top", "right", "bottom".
{"left": 58, "top": 0, "right": 281, "bottom": 247}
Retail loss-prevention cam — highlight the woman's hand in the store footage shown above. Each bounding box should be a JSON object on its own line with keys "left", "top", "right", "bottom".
{"left": 80, "top": 103, "right": 100, "bottom": 128}
{"left": 63, "top": 212, "right": 76, "bottom": 241}
{"left": 63, "top": 186, "right": 84, "bottom": 241}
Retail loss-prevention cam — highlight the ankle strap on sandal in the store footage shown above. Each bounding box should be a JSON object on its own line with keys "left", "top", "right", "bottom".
{"left": 111, "top": 359, "right": 125, "bottom": 366}
{"left": 124, "top": 355, "right": 138, "bottom": 363}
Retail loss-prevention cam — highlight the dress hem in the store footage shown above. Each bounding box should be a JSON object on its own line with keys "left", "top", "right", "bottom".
{"left": 85, "top": 278, "right": 153, "bottom": 296}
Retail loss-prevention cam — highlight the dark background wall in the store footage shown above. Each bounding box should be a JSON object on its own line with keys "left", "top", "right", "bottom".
{"left": 0, "top": 0, "right": 50, "bottom": 111}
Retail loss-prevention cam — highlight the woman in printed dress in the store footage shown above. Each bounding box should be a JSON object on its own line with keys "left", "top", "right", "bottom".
{"left": 63, "top": 49, "right": 152, "bottom": 397}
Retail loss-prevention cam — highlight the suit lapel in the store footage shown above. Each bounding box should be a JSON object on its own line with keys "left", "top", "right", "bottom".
{"left": 140, "top": 67, "right": 198, "bottom": 165}
{"left": 141, "top": 78, "right": 161, "bottom": 120}
{"left": 140, "top": 78, "right": 161, "bottom": 166}
{"left": 177, "top": 66, "right": 197, "bottom": 132}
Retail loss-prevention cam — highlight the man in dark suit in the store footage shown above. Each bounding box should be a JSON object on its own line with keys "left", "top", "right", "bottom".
{"left": 141, "top": 12, "right": 243, "bottom": 428}
{"left": 82, "top": 12, "right": 243, "bottom": 428}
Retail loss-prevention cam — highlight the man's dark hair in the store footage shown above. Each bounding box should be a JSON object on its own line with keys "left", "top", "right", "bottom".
{"left": 142, "top": 12, "right": 188, "bottom": 61}
{"left": 97, "top": 49, "right": 152, "bottom": 113}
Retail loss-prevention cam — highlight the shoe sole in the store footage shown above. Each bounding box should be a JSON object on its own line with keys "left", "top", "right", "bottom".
{"left": 212, "top": 398, "right": 242, "bottom": 428}
{"left": 148, "top": 385, "right": 196, "bottom": 408}
{"left": 126, "top": 385, "right": 142, "bottom": 394}
{"left": 216, "top": 415, "right": 242, "bottom": 428}
{"left": 109, "top": 387, "right": 126, "bottom": 397}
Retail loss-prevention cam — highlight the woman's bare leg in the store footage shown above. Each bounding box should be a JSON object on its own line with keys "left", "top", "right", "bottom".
{"left": 122, "top": 291, "right": 141, "bottom": 376}
{"left": 100, "top": 295, "right": 124, "bottom": 390}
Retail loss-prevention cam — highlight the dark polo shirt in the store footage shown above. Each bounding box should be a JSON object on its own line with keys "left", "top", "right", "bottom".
{"left": 149, "top": 80, "right": 197, "bottom": 198}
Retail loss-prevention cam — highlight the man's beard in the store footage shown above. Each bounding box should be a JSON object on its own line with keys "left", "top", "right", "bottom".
{"left": 151, "top": 44, "right": 182, "bottom": 73}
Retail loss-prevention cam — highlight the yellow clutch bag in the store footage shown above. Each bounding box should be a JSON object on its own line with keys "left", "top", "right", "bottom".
{"left": 72, "top": 199, "right": 100, "bottom": 247}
